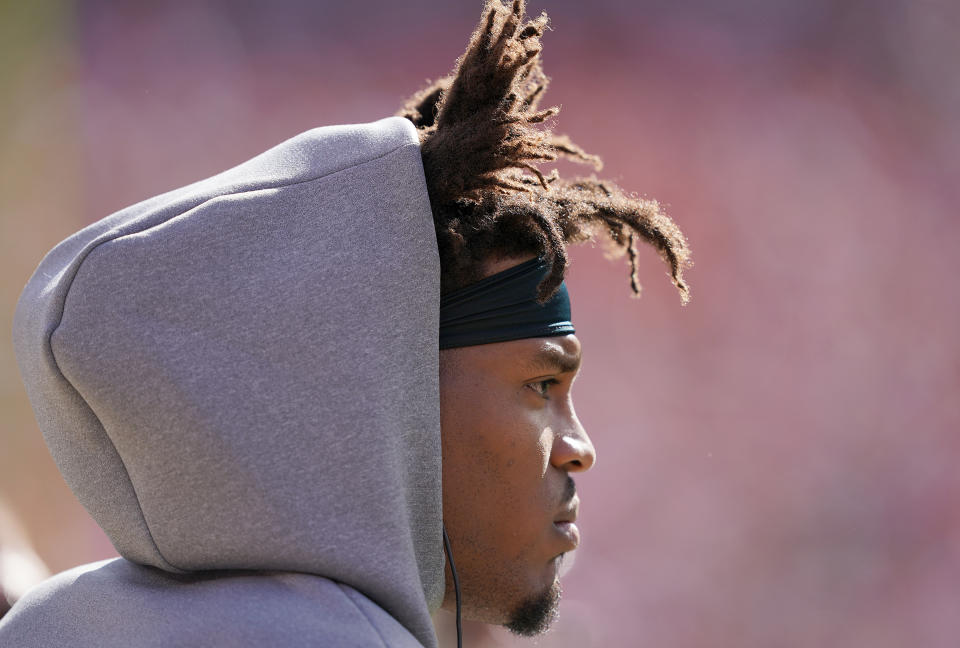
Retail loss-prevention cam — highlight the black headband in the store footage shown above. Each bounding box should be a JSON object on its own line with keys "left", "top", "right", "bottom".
{"left": 439, "top": 258, "right": 575, "bottom": 349}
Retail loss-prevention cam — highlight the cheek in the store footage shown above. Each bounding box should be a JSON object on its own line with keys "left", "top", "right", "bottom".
{"left": 440, "top": 385, "right": 553, "bottom": 539}
{"left": 442, "top": 385, "right": 549, "bottom": 482}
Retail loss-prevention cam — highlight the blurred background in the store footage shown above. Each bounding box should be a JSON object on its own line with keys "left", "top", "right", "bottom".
{"left": 1, "top": 0, "right": 958, "bottom": 645}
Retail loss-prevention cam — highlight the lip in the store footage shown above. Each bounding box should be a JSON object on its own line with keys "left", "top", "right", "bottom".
{"left": 553, "top": 496, "right": 579, "bottom": 525}
{"left": 553, "top": 496, "right": 581, "bottom": 549}
{"left": 553, "top": 520, "right": 580, "bottom": 549}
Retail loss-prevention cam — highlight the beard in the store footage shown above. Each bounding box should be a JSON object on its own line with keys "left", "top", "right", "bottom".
{"left": 504, "top": 579, "right": 562, "bottom": 637}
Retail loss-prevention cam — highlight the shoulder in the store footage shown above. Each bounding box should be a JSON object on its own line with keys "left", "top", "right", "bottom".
{"left": 0, "top": 559, "right": 424, "bottom": 647}
{"left": 0, "top": 559, "right": 117, "bottom": 646}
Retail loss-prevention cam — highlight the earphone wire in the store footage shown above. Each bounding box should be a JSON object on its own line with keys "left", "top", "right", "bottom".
{"left": 441, "top": 525, "right": 462, "bottom": 648}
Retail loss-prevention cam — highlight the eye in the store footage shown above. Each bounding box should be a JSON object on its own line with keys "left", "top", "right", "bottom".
{"left": 527, "top": 378, "right": 560, "bottom": 398}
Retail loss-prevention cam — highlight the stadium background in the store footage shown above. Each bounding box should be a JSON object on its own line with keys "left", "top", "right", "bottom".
{"left": 1, "top": 1, "right": 958, "bottom": 645}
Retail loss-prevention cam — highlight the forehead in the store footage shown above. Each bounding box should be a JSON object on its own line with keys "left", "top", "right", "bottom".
{"left": 452, "top": 334, "right": 582, "bottom": 375}
{"left": 518, "top": 336, "right": 582, "bottom": 374}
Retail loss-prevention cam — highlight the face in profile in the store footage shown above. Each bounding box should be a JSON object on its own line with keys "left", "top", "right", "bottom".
{"left": 439, "top": 330, "right": 595, "bottom": 635}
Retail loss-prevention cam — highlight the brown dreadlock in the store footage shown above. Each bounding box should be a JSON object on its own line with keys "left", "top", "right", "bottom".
{"left": 398, "top": 0, "right": 692, "bottom": 303}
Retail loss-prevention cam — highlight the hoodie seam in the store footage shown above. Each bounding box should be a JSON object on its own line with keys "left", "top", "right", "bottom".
{"left": 335, "top": 582, "right": 390, "bottom": 648}
{"left": 44, "top": 137, "right": 424, "bottom": 574}
{"left": 46, "top": 339, "right": 182, "bottom": 572}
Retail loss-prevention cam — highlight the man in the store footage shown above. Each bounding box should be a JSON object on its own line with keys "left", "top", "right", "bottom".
{"left": 0, "top": 0, "right": 690, "bottom": 645}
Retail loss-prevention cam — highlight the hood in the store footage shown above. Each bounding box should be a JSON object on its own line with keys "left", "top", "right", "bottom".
{"left": 12, "top": 116, "right": 444, "bottom": 645}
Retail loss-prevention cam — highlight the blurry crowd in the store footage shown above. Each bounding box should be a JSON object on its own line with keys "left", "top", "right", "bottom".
{"left": 0, "top": 499, "right": 49, "bottom": 620}
{"left": 2, "top": 1, "right": 957, "bottom": 645}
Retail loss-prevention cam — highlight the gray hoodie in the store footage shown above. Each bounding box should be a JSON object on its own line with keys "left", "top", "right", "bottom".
{"left": 1, "top": 116, "right": 445, "bottom": 647}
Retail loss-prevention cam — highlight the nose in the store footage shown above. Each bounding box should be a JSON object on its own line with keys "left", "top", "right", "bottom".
{"left": 550, "top": 408, "right": 596, "bottom": 472}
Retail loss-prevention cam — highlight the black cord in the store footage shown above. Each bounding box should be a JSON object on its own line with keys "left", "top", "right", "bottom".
{"left": 441, "top": 525, "right": 462, "bottom": 648}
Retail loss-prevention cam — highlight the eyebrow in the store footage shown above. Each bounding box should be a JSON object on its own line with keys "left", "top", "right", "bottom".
{"left": 524, "top": 345, "right": 582, "bottom": 375}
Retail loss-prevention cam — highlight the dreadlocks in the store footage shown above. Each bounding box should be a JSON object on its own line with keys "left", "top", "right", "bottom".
{"left": 398, "top": 0, "right": 692, "bottom": 303}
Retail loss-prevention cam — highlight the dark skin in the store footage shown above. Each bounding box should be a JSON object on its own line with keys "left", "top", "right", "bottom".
{"left": 408, "top": 0, "right": 690, "bottom": 628}
{"left": 438, "top": 256, "right": 597, "bottom": 628}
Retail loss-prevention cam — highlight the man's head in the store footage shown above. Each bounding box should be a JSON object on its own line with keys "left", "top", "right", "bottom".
{"left": 399, "top": 0, "right": 693, "bottom": 635}
{"left": 438, "top": 256, "right": 594, "bottom": 634}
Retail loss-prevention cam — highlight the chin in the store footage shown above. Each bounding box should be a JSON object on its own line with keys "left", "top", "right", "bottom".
{"left": 504, "top": 580, "right": 562, "bottom": 637}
